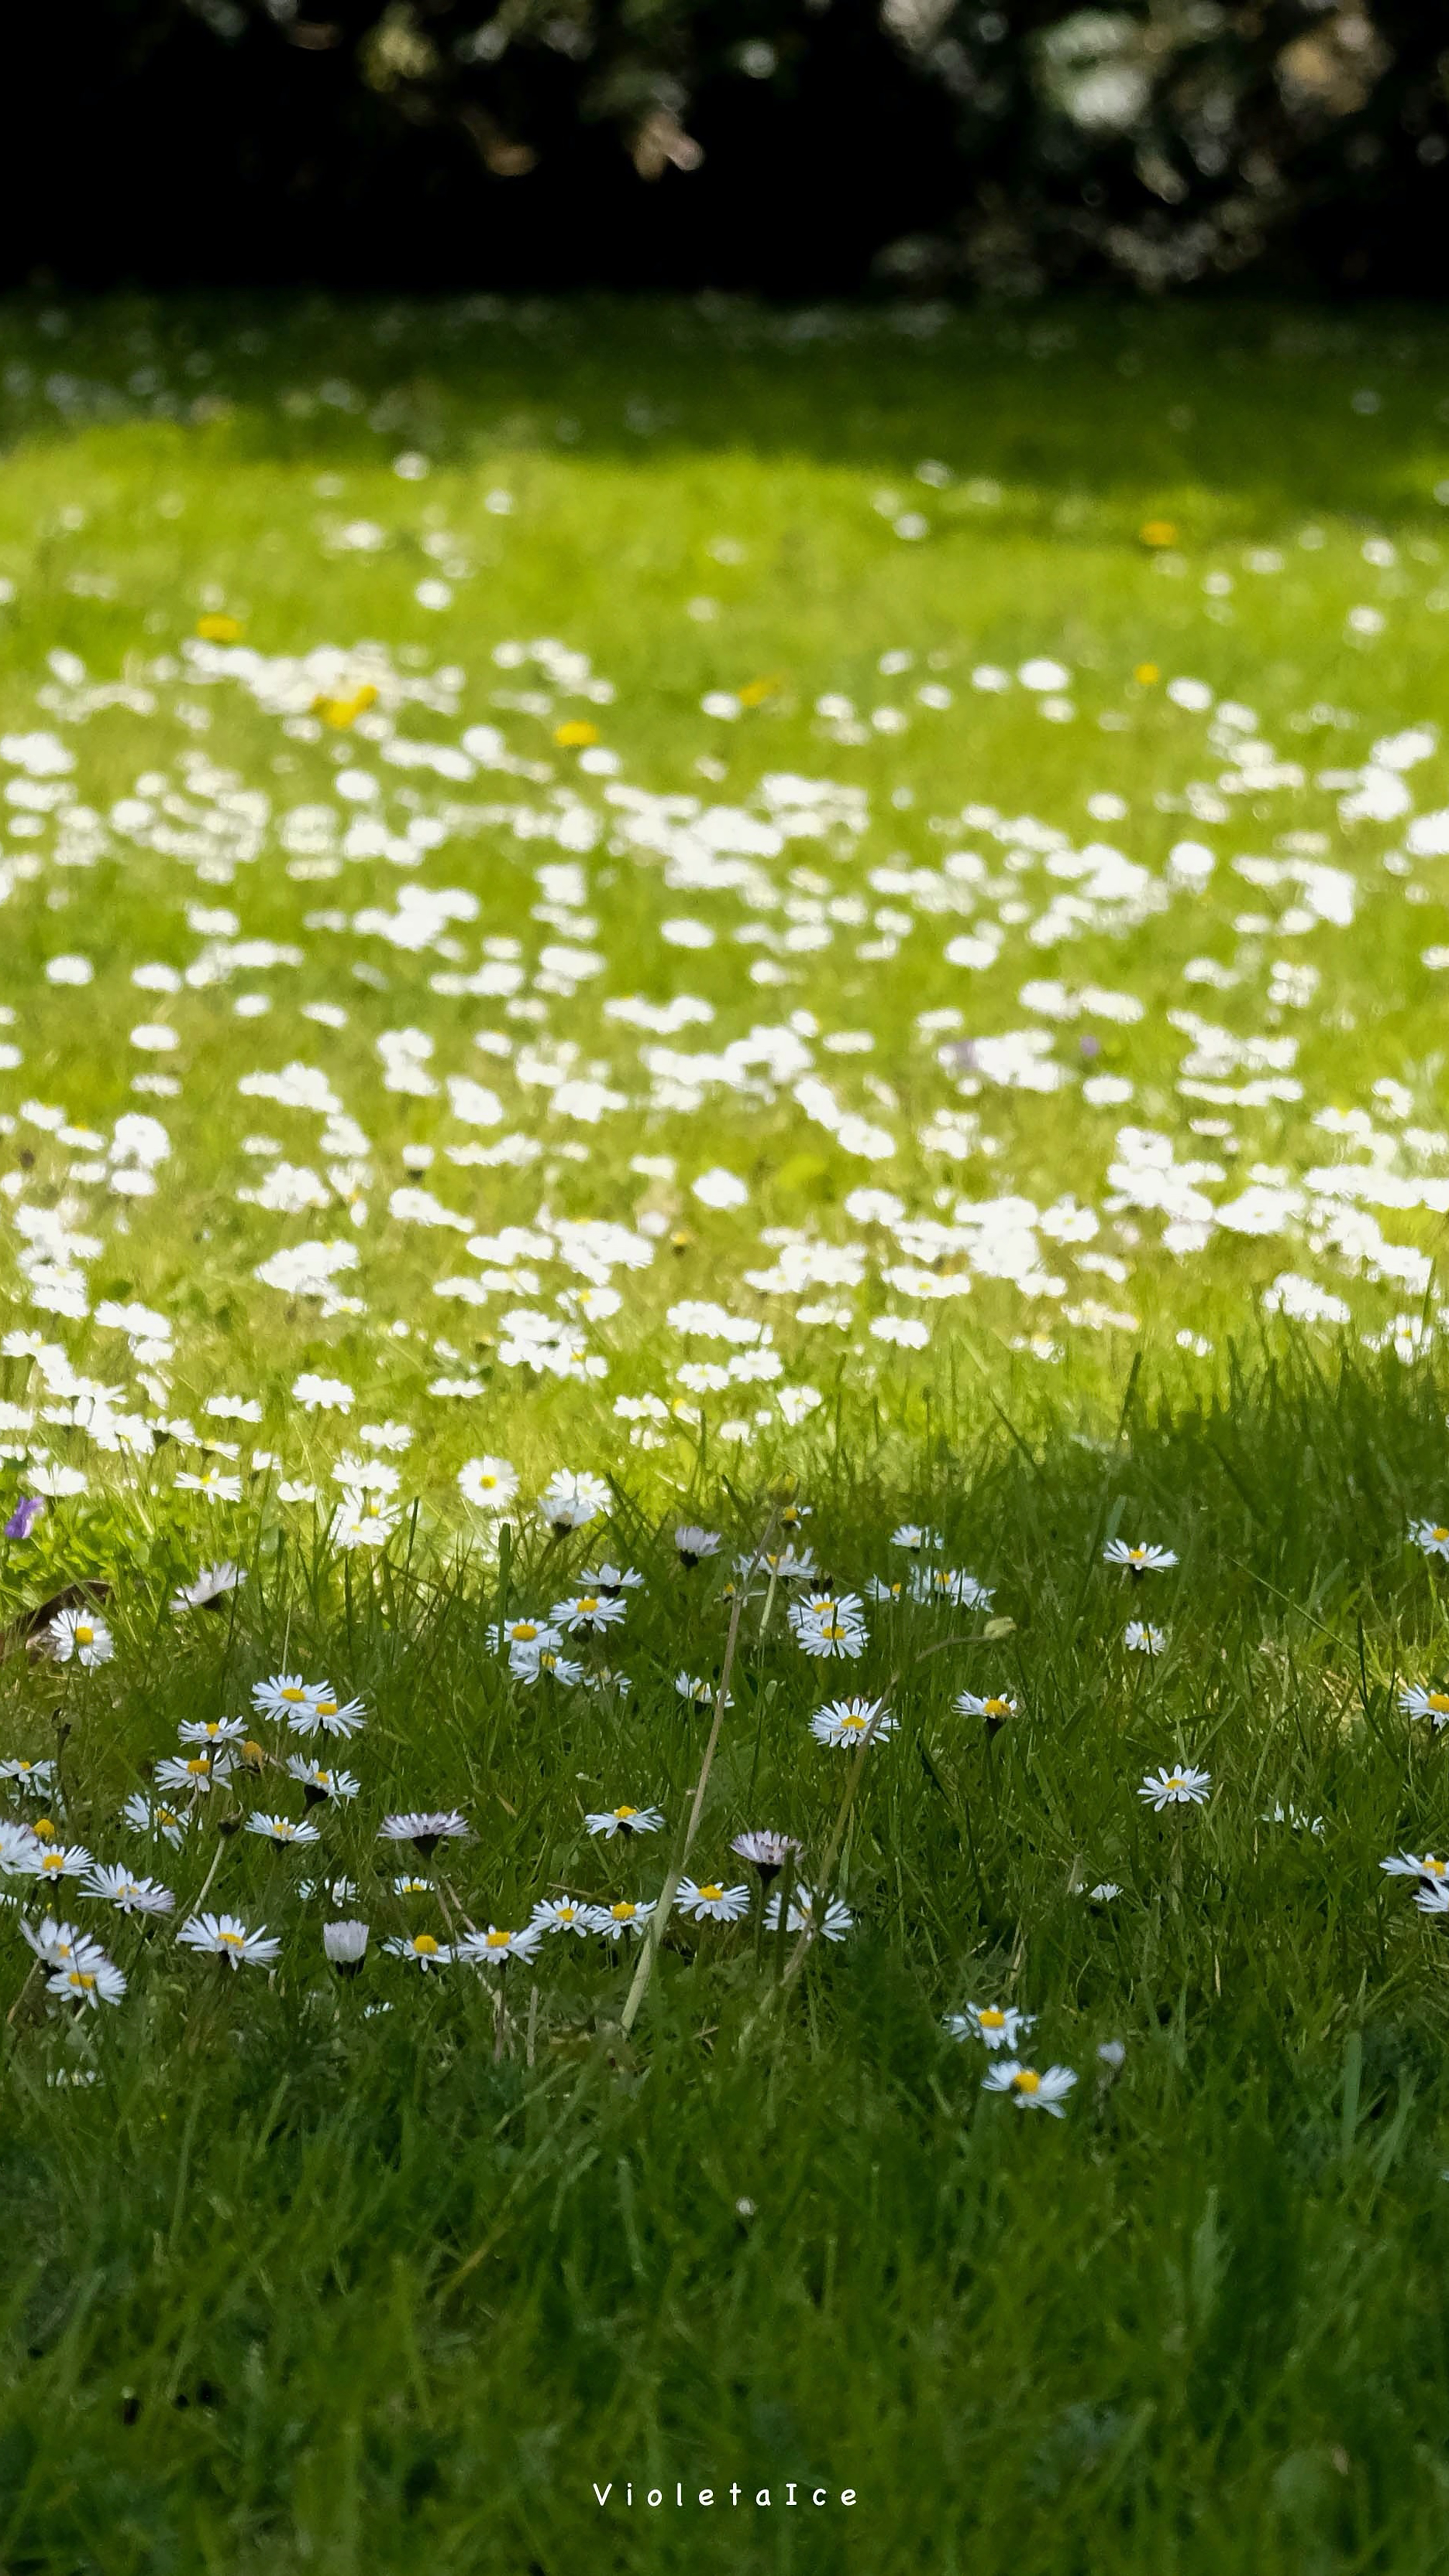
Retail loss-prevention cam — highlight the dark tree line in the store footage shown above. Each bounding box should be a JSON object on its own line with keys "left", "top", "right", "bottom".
{"left": 24, "top": 1, "right": 1449, "bottom": 293}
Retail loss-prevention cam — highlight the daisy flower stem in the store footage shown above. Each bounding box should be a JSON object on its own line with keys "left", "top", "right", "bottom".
{"left": 747, "top": 1633, "right": 968, "bottom": 2038}
{"left": 6, "top": 1961, "right": 39, "bottom": 2029}
{"left": 495, "top": 1521, "right": 513, "bottom": 1646}
{"left": 189, "top": 1832, "right": 231, "bottom": 1920}
{"left": 436, "top": 1872, "right": 477, "bottom": 1941}
{"left": 620, "top": 1515, "right": 776, "bottom": 2038}
{"left": 771, "top": 1851, "right": 797, "bottom": 1987}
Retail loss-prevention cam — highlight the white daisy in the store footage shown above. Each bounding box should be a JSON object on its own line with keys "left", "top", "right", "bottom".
{"left": 251, "top": 1672, "right": 328, "bottom": 1724}
{"left": 46, "top": 1607, "right": 114, "bottom": 1668}
{"left": 530, "top": 1896, "right": 605, "bottom": 1936}
{"left": 674, "top": 1524, "right": 721, "bottom": 1565}
{"left": 789, "top": 1592, "right": 869, "bottom": 1659}
{"left": 730, "top": 1828, "right": 802, "bottom": 1882}
{"left": 675, "top": 1877, "right": 750, "bottom": 1923}
{"left": 329, "top": 1492, "right": 400, "bottom": 1550}
{"left": 177, "top": 1715, "right": 248, "bottom": 1747}
{"left": 981, "top": 2060, "right": 1078, "bottom": 2116}
{"left": 595, "top": 1898, "right": 655, "bottom": 1939}
{"left": 763, "top": 1884, "right": 854, "bottom": 1941}
{"left": 378, "top": 1809, "right": 469, "bottom": 1856}
{"left": 0, "top": 1820, "right": 42, "bottom": 1877}
{"left": 32, "top": 1842, "right": 94, "bottom": 1884}
{"left": 245, "top": 1812, "right": 322, "bottom": 1850}
{"left": 175, "top": 1467, "right": 243, "bottom": 1504}
{"left": 170, "top": 1561, "right": 247, "bottom": 1613}
{"left": 121, "top": 1792, "right": 190, "bottom": 1849}
{"left": 487, "top": 1617, "right": 561, "bottom": 1656}
{"left": 1399, "top": 1684, "right": 1449, "bottom": 1728}
{"left": 809, "top": 1697, "right": 894, "bottom": 1750}
{"left": 550, "top": 1589, "right": 628, "bottom": 1635}
{"left": 48, "top": 1953, "right": 127, "bottom": 2009}
{"left": 1103, "top": 1540, "right": 1179, "bottom": 1574}
{"left": 0, "top": 1757, "right": 55, "bottom": 1795}
{"left": 459, "top": 1923, "right": 544, "bottom": 1967}
{"left": 383, "top": 1932, "right": 452, "bottom": 1970}
{"left": 85, "top": 1865, "right": 174, "bottom": 1915}
{"left": 458, "top": 1455, "right": 519, "bottom": 1513}
{"left": 510, "top": 1643, "right": 584, "bottom": 1686}
{"left": 1410, "top": 1519, "right": 1449, "bottom": 1560}
{"left": 538, "top": 1469, "right": 611, "bottom": 1533}
{"left": 287, "top": 1691, "right": 366, "bottom": 1742}
{"left": 154, "top": 1752, "right": 234, "bottom": 1793}
{"left": 906, "top": 1566, "right": 993, "bottom": 1610}
{"left": 1124, "top": 1622, "right": 1166, "bottom": 1655}
{"left": 674, "top": 1671, "right": 718, "bottom": 1709}
{"left": 1139, "top": 1764, "right": 1211, "bottom": 1810}
{"left": 1380, "top": 1850, "right": 1449, "bottom": 1885}
{"left": 944, "top": 2002, "right": 1035, "bottom": 2050}
{"left": 955, "top": 1690, "right": 1017, "bottom": 1725}
{"left": 585, "top": 1804, "right": 664, "bottom": 1840}
{"left": 285, "top": 1758, "right": 360, "bottom": 1804}
{"left": 323, "top": 1920, "right": 369, "bottom": 1973}
{"left": 178, "top": 1912, "right": 280, "bottom": 1969}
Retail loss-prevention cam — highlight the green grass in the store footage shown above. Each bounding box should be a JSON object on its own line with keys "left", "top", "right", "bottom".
{"left": 4, "top": 295, "right": 1449, "bottom": 2571}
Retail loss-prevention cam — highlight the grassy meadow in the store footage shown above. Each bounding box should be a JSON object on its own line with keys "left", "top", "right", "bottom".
{"left": 2, "top": 295, "right": 1449, "bottom": 2571}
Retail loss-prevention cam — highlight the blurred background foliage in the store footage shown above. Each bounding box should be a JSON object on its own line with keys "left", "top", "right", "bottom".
{"left": 26, "top": 3, "right": 1449, "bottom": 294}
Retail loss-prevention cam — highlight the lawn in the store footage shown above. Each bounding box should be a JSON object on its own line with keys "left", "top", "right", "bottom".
{"left": 3, "top": 294, "right": 1449, "bottom": 2572}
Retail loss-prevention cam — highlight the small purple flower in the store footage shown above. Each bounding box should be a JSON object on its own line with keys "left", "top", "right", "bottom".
{"left": 1079, "top": 1033, "right": 1101, "bottom": 1060}
{"left": 4, "top": 1498, "right": 43, "bottom": 1542}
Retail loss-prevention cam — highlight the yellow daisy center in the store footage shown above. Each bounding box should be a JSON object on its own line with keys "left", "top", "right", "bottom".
{"left": 75, "top": 1624, "right": 94, "bottom": 1644}
{"left": 611, "top": 1903, "right": 637, "bottom": 1922}
{"left": 413, "top": 1935, "right": 439, "bottom": 1956}
{"left": 485, "top": 1930, "right": 512, "bottom": 1949}
{"left": 979, "top": 2008, "right": 1006, "bottom": 2029}
{"left": 33, "top": 1818, "right": 55, "bottom": 1840}
{"left": 615, "top": 1806, "right": 638, "bottom": 1820}
{"left": 1435, "top": 1528, "right": 1449, "bottom": 1543}
{"left": 984, "top": 1698, "right": 1010, "bottom": 1717}
{"left": 219, "top": 1931, "right": 245, "bottom": 1947}
{"left": 280, "top": 1686, "right": 307, "bottom": 1703}
{"left": 1431, "top": 1694, "right": 1449, "bottom": 1713}
{"left": 700, "top": 1884, "right": 723, "bottom": 1902}
{"left": 1425, "top": 1856, "right": 1447, "bottom": 1876}
{"left": 576, "top": 1597, "right": 599, "bottom": 1614}
{"left": 513, "top": 1622, "right": 538, "bottom": 1642}
{"left": 1011, "top": 2069, "right": 1041, "bottom": 2095}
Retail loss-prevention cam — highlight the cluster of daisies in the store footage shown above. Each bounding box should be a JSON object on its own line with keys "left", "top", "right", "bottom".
{"left": 37, "top": 1501, "right": 1449, "bottom": 2111}
{"left": 943, "top": 1998, "right": 1127, "bottom": 2119}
